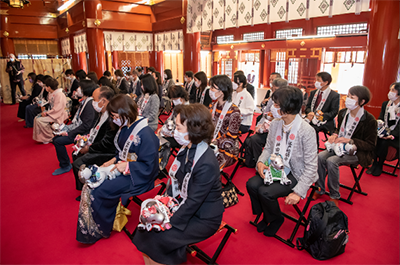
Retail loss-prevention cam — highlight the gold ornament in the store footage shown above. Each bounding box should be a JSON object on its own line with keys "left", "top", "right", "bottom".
{"left": 3, "top": 31, "right": 9, "bottom": 37}
{"left": 180, "top": 17, "right": 185, "bottom": 24}
{"left": 300, "top": 41, "right": 305, "bottom": 46}
{"left": 261, "top": 44, "right": 265, "bottom": 48}
{"left": 231, "top": 45, "right": 234, "bottom": 49}
{"left": 65, "top": 28, "right": 69, "bottom": 34}
{"left": 94, "top": 19, "right": 101, "bottom": 27}
{"left": 82, "top": 21, "right": 86, "bottom": 27}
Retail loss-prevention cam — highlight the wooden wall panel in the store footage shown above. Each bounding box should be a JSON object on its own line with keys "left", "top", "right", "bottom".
{"left": 101, "top": 1, "right": 152, "bottom": 15}
{"left": 8, "top": 24, "right": 58, "bottom": 39}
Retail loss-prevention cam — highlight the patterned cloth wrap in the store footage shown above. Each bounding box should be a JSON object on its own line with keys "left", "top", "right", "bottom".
{"left": 51, "top": 122, "right": 69, "bottom": 135}
{"left": 263, "top": 154, "right": 292, "bottom": 186}
{"left": 138, "top": 195, "right": 179, "bottom": 232}
{"left": 78, "top": 164, "right": 121, "bottom": 189}
{"left": 72, "top": 134, "right": 89, "bottom": 155}
{"left": 324, "top": 141, "right": 357, "bottom": 157}
{"left": 377, "top": 119, "right": 390, "bottom": 138}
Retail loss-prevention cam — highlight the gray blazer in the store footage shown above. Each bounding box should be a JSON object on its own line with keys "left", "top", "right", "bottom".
{"left": 258, "top": 117, "right": 318, "bottom": 198}
{"left": 139, "top": 93, "right": 160, "bottom": 131}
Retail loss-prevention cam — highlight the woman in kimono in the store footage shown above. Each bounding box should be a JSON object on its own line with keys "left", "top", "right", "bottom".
{"left": 32, "top": 77, "right": 68, "bottom": 144}
{"left": 17, "top": 73, "right": 43, "bottom": 120}
{"left": 132, "top": 103, "right": 224, "bottom": 265}
{"left": 137, "top": 74, "right": 160, "bottom": 131}
{"left": 76, "top": 94, "right": 159, "bottom": 244}
{"left": 209, "top": 75, "right": 241, "bottom": 169}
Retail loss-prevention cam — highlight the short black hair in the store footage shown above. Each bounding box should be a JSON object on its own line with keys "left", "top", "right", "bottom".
{"left": 168, "top": 85, "right": 189, "bottom": 101}
{"left": 164, "top": 69, "right": 173, "bottom": 80}
{"left": 79, "top": 80, "right": 96, "bottom": 97}
{"left": 136, "top": 66, "right": 143, "bottom": 73}
{"left": 98, "top": 86, "right": 115, "bottom": 100}
{"left": 270, "top": 72, "right": 282, "bottom": 78}
{"left": 28, "top": 72, "right": 36, "bottom": 81}
{"left": 98, "top": 76, "right": 114, "bottom": 88}
{"left": 391, "top": 82, "right": 400, "bottom": 96}
{"left": 233, "top": 73, "right": 247, "bottom": 87}
{"left": 107, "top": 94, "right": 138, "bottom": 129}
{"left": 103, "top": 70, "right": 111, "bottom": 77}
{"left": 141, "top": 73, "right": 158, "bottom": 95}
{"left": 75, "top": 69, "right": 87, "bottom": 81}
{"left": 185, "top": 71, "right": 194, "bottom": 78}
{"left": 316, "top": 72, "right": 332, "bottom": 85}
{"left": 114, "top": 69, "right": 124, "bottom": 77}
{"left": 43, "top": 75, "right": 52, "bottom": 83}
{"left": 209, "top": 75, "right": 233, "bottom": 101}
{"left": 44, "top": 77, "right": 59, "bottom": 91}
{"left": 194, "top": 71, "right": 207, "bottom": 91}
{"left": 87, "top": 71, "right": 99, "bottom": 83}
{"left": 271, "top": 86, "right": 303, "bottom": 115}
{"left": 348, "top": 85, "right": 371, "bottom": 107}
{"left": 234, "top": 70, "right": 244, "bottom": 75}
{"left": 148, "top": 67, "right": 156, "bottom": 73}
{"left": 65, "top": 69, "right": 74, "bottom": 76}
{"left": 174, "top": 103, "right": 215, "bottom": 145}
{"left": 34, "top": 74, "right": 44, "bottom": 84}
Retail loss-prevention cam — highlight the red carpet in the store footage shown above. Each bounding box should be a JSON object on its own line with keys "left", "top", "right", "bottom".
{"left": 1, "top": 103, "right": 399, "bottom": 265}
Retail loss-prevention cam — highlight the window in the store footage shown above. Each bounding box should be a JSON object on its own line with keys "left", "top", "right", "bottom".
{"left": 275, "top": 52, "right": 286, "bottom": 78}
{"left": 275, "top": 28, "right": 303, "bottom": 39}
{"left": 216, "top": 35, "right": 234, "bottom": 44}
{"left": 221, "top": 59, "right": 233, "bottom": 78}
{"left": 243, "top": 32, "right": 264, "bottom": 41}
{"left": 317, "top": 23, "right": 368, "bottom": 36}
{"left": 288, "top": 58, "right": 299, "bottom": 84}
{"left": 17, "top": 54, "right": 47, "bottom": 59}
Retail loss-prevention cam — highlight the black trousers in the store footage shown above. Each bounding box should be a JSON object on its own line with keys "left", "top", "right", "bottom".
{"left": 239, "top": 124, "right": 250, "bottom": 134}
{"left": 72, "top": 152, "right": 116, "bottom": 190}
{"left": 310, "top": 123, "right": 331, "bottom": 148}
{"left": 10, "top": 79, "right": 26, "bottom": 104}
{"left": 17, "top": 100, "right": 30, "bottom": 119}
{"left": 53, "top": 135, "right": 74, "bottom": 168}
{"left": 244, "top": 132, "right": 268, "bottom": 168}
{"left": 246, "top": 173, "right": 297, "bottom": 224}
{"left": 25, "top": 104, "right": 41, "bottom": 127}
{"left": 374, "top": 137, "right": 399, "bottom": 165}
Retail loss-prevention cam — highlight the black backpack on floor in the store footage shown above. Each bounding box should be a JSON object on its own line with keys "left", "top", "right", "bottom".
{"left": 296, "top": 201, "right": 349, "bottom": 260}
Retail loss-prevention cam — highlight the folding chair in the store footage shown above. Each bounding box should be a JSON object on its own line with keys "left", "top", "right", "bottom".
{"left": 250, "top": 185, "right": 318, "bottom": 248}
{"left": 186, "top": 221, "right": 237, "bottom": 265}
{"left": 325, "top": 164, "right": 367, "bottom": 205}
{"left": 238, "top": 129, "right": 254, "bottom": 158}
{"left": 383, "top": 146, "right": 399, "bottom": 177}
{"left": 220, "top": 157, "right": 245, "bottom": 196}
{"left": 318, "top": 130, "right": 331, "bottom": 151}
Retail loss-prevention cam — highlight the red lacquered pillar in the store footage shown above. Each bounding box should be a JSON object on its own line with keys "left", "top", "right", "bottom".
{"left": 77, "top": 52, "right": 88, "bottom": 73}
{"left": 363, "top": 0, "right": 400, "bottom": 118}
{"left": 155, "top": 51, "right": 164, "bottom": 74}
{"left": 112, "top": 51, "right": 119, "bottom": 71}
{"left": 86, "top": 28, "right": 105, "bottom": 77}
{"left": 1, "top": 15, "right": 15, "bottom": 57}
{"left": 183, "top": 32, "right": 200, "bottom": 74}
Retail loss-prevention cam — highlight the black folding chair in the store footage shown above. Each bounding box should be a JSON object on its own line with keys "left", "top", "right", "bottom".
{"left": 250, "top": 186, "right": 318, "bottom": 248}
{"left": 383, "top": 146, "right": 399, "bottom": 177}
{"left": 238, "top": 129, "right": 254, "bottom": 158}
{"left": 325, "top": 164, "right": 367, "bottom": 205}
{"left": 186, "top": 221, "right": 236, "bottom": 265}
{"left": 220, "top": 157, "right": 245, "bottom": 196}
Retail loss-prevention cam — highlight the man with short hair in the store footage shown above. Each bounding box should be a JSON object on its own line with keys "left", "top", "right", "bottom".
{"left": 71, "top": 86, "right": 117, "bottom": 201}
{"left": 147, "top": 66, "right": 156, "bottom": 75}
{"left": 235, "top": 70, "right": 255, "bottom": 99}
{"left": 305, "top": 72, "right": 340, "bottom": 145}
{"left": 130, "top": 70, "right": 140, "bottom": 95}
{"left": 260, "top": 72, "right": 282, "bottom": 107}
{"left": 184, "top": 71, "right": 196, "bottom": 103}
{"left": 6, "top": 54, "right": 26, "bottom": 104}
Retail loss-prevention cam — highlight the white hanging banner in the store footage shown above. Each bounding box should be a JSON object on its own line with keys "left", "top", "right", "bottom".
{"left": 224, "top": 0, "right": 238, "bottom": 29}
{"left": 213, "top": 0, "right": 225, "bottom": 31}
{"left": 103, "top": 32, "right": 153, "bottom": 52}
{"left": 202, "top": 0, "right": 213, "bottom": 32}
{"left": 238, "top": 0, "right": 253, "bottom": 27}
{"left": 288, "top": 0, "right": 308, "bottom": 21}
{"left": 269, "top": 0, "right": 286, "bottom": 23}
{"left": 253, "top": 0, "right": 269, "bottom": 25}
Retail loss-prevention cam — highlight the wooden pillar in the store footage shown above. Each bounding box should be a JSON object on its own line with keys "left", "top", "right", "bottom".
{"left": 77, "top": 52, "right": 88, "bottom": 73}
{"left": 363, "top": 0, "right": 400, "bottom": 118}
{"left": 112, "top": 51, "right": 118, "bottom": 71}
{"left": 183, "top": 32, "right": 200, "bottom": 74}
{"left": 155, "top": 51, "right": 164, "bottom": 74}
{"left": 1, "top": 15, "right": 15, "bottom": 57}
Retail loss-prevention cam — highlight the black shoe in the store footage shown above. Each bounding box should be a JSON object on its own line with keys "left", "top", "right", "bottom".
{"left": 256, "top": 220, "right": 268, "bottom": 233}
{"left": 372, "top": 166, "right": 383, "bottom": 176}
{"left": 75, "top": 195, "right": 81, "bottom": 201}
{"left": 264, "top": 216, "right": 284, "bottom": 237}
{"left": 366, "top": 165, "right": 376, "bottom": 174}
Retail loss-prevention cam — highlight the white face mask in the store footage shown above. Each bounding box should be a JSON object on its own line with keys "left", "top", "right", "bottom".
{"left": 76, "top": 87, "right": 83, "bottom": 97}
{"left": 164, "top": 74, "right": 168, "bottom": 79}
{"left": 10, "top": 58, "right": 15, "bottom": 62}
{"left": 113, "top": 118, "right": 128, "bottom": 127}
{"left": 117, "top": 76, "right": 121, "bottom": 80}
{"left": 209, "top": 89, "right": 220, "bottom": 100}
{"left": 184, "top": 77, "right": 188, "bottom": 82}
{"left": 174, "top": 129, "right": 190, "bottom": 146}
{"left": 388, "top": 91, "right": 399, "bottom": 102}
{"left": 315, "top": 81, "right": 323, "bottom": 90}
{"left": 66, "top": 76, "right": 71, "bottom": 80}
{"left": 345, "top": 97, "right": 358, "bottom": 110}
{"left": 232, "top": 82, "right": 238, "bottom": 91}
{"left": 173, "top": 99, "right": 182, "bottom": 106}
{"left": 270, "top": 105, "right": 282, "bottom": 119}
{"left": 269, "top": 82, "right": 273, "bottom": 88}
{"left": 92, "top": 100, "right": 103, "bottom": 112}
{"left": 195, "top": 81, "right": 201, "bottom": 88}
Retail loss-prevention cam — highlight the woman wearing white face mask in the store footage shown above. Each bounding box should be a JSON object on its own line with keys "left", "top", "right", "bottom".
{"left": 367, "top": 82, "right": 400, "bottom": 176}
{"left": 24, "top": 75, "right": 50, "bottom": 128}
{"left": 209, "top": 75, "right": 241, "bottom": 169}
{"left": 314, "top": 86, "right": 377, "bottom": 206}
{"left": 247, "top": 87, "right": 318, "bottom": 237}
{"left": 136, "top": 74, "right": 160, "bottom": 131}
{"left": 193, "top": 71, "right": 212, "bottom": 107}
{"left": 231, "top": 73, "right": 254, "bottom": 134}
{"left": 132, "top": 103, "right": 224, "bottom": 265}
{"left": 162, "top": 69, "right": 175, "bottom": 95}
{"left": 157, "top": 86, "right": 189, "bottom": 148}
{"left": 76, "top": 94, "right": 160, "bottom": 244}
{"left": 18, "top": 72, "right": 42, "bottom": 121}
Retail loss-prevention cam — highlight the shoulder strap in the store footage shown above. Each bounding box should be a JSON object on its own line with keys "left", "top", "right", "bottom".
{"left": 306, "top": 202, "right": 330, "bottom": 246}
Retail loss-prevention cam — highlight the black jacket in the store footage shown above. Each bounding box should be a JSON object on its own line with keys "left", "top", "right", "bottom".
{"left": 306, "top": 89, "right": 340, "bottom": 132}
{"left": 28, "top": 83, "right": 43, "bottom": 104}
{"left": 118, "top": 78, "right": 130, "bottom": 94}
{"left": 246, "top": 83, "right": 255, "bottom": 99}
{"left": 186, "top": 82, "right": 196, "bottom": 103}
{"left": 378, "top": 101, "right": 400, "bottom": 142}
{"left": 6, "top": 60, "right": 24, "bottom": 81}
{"left": 67, "top": 79, "right": 80, "bottom": 98}
{"left": 335, "top": 108, "right": 377, "bottom": 167}
{"left": 89, "top": 115, "right": 117, "bottom": 154}
{"left": 195, "top": 87, "right": 212, "bottom": 107}
{"left": 68, "top": 98, "right": 97, "bottom": 140}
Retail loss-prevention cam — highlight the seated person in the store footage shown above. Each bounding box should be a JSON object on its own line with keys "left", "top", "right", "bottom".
{"left": 87, "top": 71, "right": 99, "bottom": 84}
{"left": 235, "top": 70, "right": 255, "bottom": 99}
{"left": 17, "top": 73, "right": 43, "bottom": 121}
{"left": 162, "top": 69, "right": 175, "bottom": 95}
{"left": 184, "top": 71, "right": 196, "bottom": 103}
{"left": 129, "top": 70, "right": 140, "bottom": 96}
{"left": 194, "top": 71, "right": 212, "bottom": 107}
{"left": 76, "top": 94, "right": 160, "bottom": 244}
{"left": 299, "top": 85, "right": 308, "bottom": 113}
{"left": 98, "top": 76, "right": 117, "bottom": 94}
{"left": 247, "top": 87, "right": 318, "bottom": 237}
{"left": 260, "top": 72, "right": 281, "bottom": 108}
{"left": 24, "top": 75, "right": 50, "bottom": 128}
{"left": 70, "top": 69, "right": 86, "bottom": 118}
{"left": 33, "top": 78, "right": 68, "bottom": 144}
{"left": 132, "top": 103, "right": 224, "bottom": 265}
{"left": 52, "top": 80, "right": 97, "bottom": 175}
{"left": 114, "top": 69, "right": 130, "bottom": 94}
{"left": 314, "top": 86, "right": 377, "bottom": 206}
{"left": 137, "top": 74, "right": 160, "bottom": 131}
{"left": 72, "top": 86, "right": 117, "bottom": 200}
{"left": 232, "top": 73, "right": 254, "bottom": 134}
{"left": 305, "top": 72, "right": 340, "bottom": 145}
{"left": 244, "top": 78, "right": 287, "bottom": 168}
{"left": 103, "top": 70, "right": 117, "bottom": 87}
{"left": 209, "top": 75, "right": 241, "bottom": 169}
{"left": 157, "top": 86, "right": 189, "bottom": 148}
{"left": 367, "top": 82, "right": 400, "bottom": 176}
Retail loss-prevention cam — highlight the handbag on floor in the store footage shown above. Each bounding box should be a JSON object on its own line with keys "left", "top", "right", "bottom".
{"left": 296, "top": 201, "right": 349, "bottom": 260}
{"left": 221, "top": 181, "right": 239, "bottom": 208}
